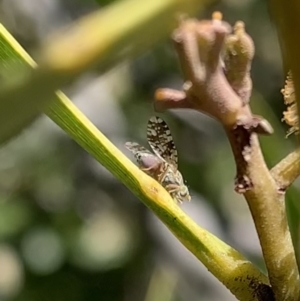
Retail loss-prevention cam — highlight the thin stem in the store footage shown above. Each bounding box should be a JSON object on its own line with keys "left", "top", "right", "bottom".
{"left": 271, "top": 148, "right": 300, "bottom": 190}
{"left": 46, "top": 93, "right": 273, "bottom": 301}
{"left": 154, "top": 13, "right": 300, "bottom": 301}
{"left": 0, "top": 0, "right": 207, "bottom": 145}
{"left": 227, "top": 129, "right": 300, "bottom": 301}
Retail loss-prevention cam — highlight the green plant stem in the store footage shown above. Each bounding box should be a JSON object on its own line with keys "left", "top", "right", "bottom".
{"left": 243, "top": 139, "right": 300, "bottom": 300}
{"left": 144, "top": 265, "right": 178, "bottom": 301}
{"left": 38, "top": 0, "right": 212, "bottom": 77}
{"left": 46, "top": 93, "right": 272, "bottom": 301}
{"left": 226, "top": 128, "right": 300, "bottom": 301}
{"left": 0, "top": 0, "right": 210, "bottom": 145}
{"left": 271, "top": 148, "right": 300, "bottom": 190}
{"left": 154, "top": 14, "right": 300, "bottom": 300}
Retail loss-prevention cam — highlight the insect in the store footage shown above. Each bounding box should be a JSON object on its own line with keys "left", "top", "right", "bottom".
{"left": 125, "top": 116, "right": 191, "bottom": 204}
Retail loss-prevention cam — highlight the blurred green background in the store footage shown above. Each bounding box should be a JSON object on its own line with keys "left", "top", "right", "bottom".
{"left": 0, "top": 0, "right": 299, "bottom": 301}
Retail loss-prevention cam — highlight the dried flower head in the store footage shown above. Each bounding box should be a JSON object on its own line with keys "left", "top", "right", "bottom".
{"left": 282, "top": 71, "right": 299, "bottom": 136}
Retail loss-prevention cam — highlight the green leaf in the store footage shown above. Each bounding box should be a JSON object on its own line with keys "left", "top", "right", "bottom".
{"left": 0, "top": 0, "right": 210, "bottom": 145}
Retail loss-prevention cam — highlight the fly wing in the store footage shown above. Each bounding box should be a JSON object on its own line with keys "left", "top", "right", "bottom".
{"left": 147, "top": 116, "right": 178, "bottom": 168}
{"left": 125, "top": 142, "right": 152, "bottom": 158}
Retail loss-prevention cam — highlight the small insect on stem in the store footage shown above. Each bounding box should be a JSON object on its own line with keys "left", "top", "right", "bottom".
{"left": 125, "top": 116, "right": 191, "bottom": 204}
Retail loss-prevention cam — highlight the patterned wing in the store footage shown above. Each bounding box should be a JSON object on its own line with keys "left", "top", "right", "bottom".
{"left": 125, "top": 142, "right": 152, "bottom": 157}
{"left": 125, "top": 142, "right": 162, "bottom": 170}
{"left": 147, "top": 116, "right": 178, "bottom": 167}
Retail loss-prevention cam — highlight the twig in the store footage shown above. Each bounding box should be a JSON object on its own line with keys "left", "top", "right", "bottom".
{"left": 154, "top": 12, "right": 300, "bottom": 301}
{"left": 271, "top": 148, "right": 300, "bottom": 190}
{"left": 46, "top": 92, "right": 274, "bottom": 301}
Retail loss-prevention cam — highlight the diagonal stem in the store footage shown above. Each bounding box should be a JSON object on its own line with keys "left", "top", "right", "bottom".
{"left": 155, "top": 13, "right": 300, "bottom": 301}
{"left": 271, "top": 148, "right": 300, "bottom": 190}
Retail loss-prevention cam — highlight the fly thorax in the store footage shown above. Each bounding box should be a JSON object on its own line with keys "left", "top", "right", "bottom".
{"left": 174, "top": 170, "right": 184, "bottom": 185}
{"left": 160, "top": 164, "right": 178, "bottom": 186}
